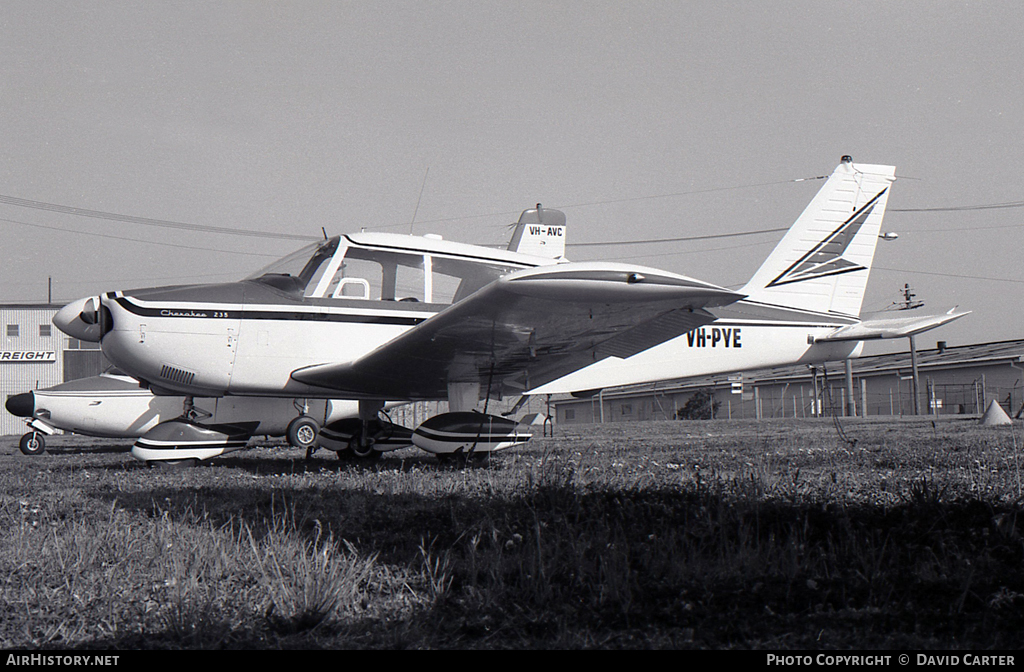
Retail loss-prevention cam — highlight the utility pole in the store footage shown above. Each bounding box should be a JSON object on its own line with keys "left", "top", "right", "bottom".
{"left": 896, "top": 283, "right": 923, "bottom": 311}
{"left": 898, "top": 283, "right": 924, "bottom": 415}
{"left": 811, "top": 366, "right": 820, "bottom": 417}
{"left": 910, "top": 334, "right": 921, "bottom": 415}
{"left": 845, "top": 358, "right": 856, "bottom": 417}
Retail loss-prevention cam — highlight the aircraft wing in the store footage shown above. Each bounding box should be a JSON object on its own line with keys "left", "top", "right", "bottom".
{"left": 290, "top": 262, "right": 744, "bottom": 399}
{"left": 815, "top": 308, "right": 969, "bottom": 342}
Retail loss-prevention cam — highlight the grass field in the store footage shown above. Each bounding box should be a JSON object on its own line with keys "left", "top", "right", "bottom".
{"left": 1, "top": 416, "right": 1023, "bottom": 650}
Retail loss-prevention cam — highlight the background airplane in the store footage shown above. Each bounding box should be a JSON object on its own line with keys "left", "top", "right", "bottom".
{"left": 3, "top": 368, "right": 415, "bottom": 459}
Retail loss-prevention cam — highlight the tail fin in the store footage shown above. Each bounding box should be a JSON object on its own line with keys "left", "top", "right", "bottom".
{"left": 507, "top": 204, "right": 567, "bottom": 259}
{"left": 741, "top": 157, "right": 896, "bottom": 317}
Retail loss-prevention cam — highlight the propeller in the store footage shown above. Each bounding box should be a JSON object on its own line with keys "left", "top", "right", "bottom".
{"left": 80, "top": 297, "right": 98, "bottom": 324}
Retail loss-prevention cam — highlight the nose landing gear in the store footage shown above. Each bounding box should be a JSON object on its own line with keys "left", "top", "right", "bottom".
{"left": 19, "top": 431, "right": 46, "bottom": 456}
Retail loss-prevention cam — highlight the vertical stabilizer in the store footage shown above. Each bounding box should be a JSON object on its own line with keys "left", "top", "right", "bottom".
{"left": 507, "top": 204, "right": 567, "bottom": 259}
{"left": 741, "top": 157, "right": 896, "bottom": 317}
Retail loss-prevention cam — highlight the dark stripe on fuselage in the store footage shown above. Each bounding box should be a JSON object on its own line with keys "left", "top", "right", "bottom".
{"left": 111, "top": 296, "right": 430, "bottom": 326}
{"left": 711, "top": 299, "right": 860, "bottom": 325}
{"left": 414, "top": 428, "right": 530, "bottom": 443}
{"left": 711, "top": 321, "right": 849, "bottom": 329}
{"left": 134, "top": 439, "right": 250, "bottom": 450}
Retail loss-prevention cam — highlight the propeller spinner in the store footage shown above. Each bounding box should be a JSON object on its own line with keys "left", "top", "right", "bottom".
{"left": 53, "top": 295, "right": 111, "bottom": 342}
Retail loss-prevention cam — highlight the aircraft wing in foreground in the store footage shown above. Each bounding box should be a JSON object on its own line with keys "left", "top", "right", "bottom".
{"left": 290, "top": 262, "right": 742, "bottom": 400}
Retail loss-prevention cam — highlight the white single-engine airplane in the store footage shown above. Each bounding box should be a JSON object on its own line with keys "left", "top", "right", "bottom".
{"left": 53, "top": 201, "right": 744, "bottom": 463}
{"left": 51, "top": 157, "right": 965, "bottom": 465}
{"left": 3, "top": 369, "right": 413, "bottom": 458}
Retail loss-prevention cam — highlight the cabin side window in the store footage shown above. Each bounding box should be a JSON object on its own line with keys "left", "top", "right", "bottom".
{"left": 430, "top": 257, "right": 520, "bottom": 304}
{"left": 314, "top": 247, "right": 427, "bottom": 302}
{"left": 311, "top": 244, "right": 527, "bottom": 305}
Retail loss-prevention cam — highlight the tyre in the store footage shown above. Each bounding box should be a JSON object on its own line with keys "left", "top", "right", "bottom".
{"left": 19, "top": 432, "right": 45, "bottom": 456}
{"left": 350, "top": 435, "right": 378, "bottom": 459}
{"left": 287, "top": 416, "right": 320, "bottom": 449}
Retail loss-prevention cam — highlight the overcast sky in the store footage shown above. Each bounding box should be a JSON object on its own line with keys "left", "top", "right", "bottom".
{"left": 2, "top": 1, "right": 1023, "bottom": 353}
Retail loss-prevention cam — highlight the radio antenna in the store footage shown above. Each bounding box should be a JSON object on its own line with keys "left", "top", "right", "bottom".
{"left": 410, "top": 167, "right": 429, "bottom": 234}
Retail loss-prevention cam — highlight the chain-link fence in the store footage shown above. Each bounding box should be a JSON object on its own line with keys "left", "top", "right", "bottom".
{"left": 715, "top": 379, "right": 1020, "bottom": 419}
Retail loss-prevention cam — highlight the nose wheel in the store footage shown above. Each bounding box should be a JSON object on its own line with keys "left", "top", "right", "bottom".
{"left": 19, "top": 432, "right": 46, "bottom": 456}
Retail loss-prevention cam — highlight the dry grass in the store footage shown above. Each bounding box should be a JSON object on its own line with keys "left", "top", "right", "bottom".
{"left": 1, "top": 416, "right": 1023, "bottom": 649}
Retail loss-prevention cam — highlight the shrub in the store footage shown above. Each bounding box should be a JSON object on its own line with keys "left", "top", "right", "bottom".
{"left": 677, "top": 388, "right": 720, "bottom": 420}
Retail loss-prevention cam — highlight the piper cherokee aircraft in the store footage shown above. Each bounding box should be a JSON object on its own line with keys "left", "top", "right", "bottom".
{"left": 51, "top": 156, "right": 966, "bottom": 465}
{"left": 53, "top": 200, "right": 744, "bottom": 464}
{"left": 3, "top": 368, "right": 413, "bottom": 458}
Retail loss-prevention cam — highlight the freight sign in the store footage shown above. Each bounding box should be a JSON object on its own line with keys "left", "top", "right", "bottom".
{"left": 0, "top": 351, "right": 56, "bottom": 363}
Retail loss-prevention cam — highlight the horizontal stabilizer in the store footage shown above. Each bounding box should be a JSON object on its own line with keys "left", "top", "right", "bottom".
{"left": 815, "top": 308, "right": 969, "bottom": 342}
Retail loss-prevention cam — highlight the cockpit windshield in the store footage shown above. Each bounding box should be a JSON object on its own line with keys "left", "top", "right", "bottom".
{"left": 244, "top": 237, "right": 340, "bottom": 294}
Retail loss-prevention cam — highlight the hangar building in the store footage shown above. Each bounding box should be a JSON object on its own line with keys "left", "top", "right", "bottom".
{"left": 552, "top": 339, "right": 1024, "bottom": 425}
{"left": 1, "top": 303, "right": 108, "bottom": 436}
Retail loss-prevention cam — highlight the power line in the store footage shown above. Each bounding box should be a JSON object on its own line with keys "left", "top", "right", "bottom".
{"left": 892, "top": 201, "right": 1024, "bottom": 213}
{"left": 0, "top": 175, "right": 829, "bottom": 239}
{"left": 568, "top": 226, "right": 788, "bottom": 248}
{"left": 555, "top": 176, "right": 828, "bottom": 210}
{"left": 5, "top": 184, "right": 1023, "bottom": 254}
{"left": 0, "top": 217, "right": 279, "bottom": 258}
{"left": 875, "top": 265, "right": 1024, "bottom": 285}
{"left": 894, "top": 222, "right": 1024, "bottom": 233}
{"left": 0, "top": 194, "right": 318, "bottom": 241}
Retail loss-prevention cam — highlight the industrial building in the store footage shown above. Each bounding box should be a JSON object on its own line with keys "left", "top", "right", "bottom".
{"left": 0, "top": 303, "right": 108, "bottom": 436}
{"left": 552, "top": 339, "right": 1024, "bottom": 425}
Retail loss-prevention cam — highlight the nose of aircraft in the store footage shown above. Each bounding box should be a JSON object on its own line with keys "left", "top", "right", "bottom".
{"left": 53, "top": 296, "right": 108, "bottom": 342}
{"left": 5, "top": 392, "right": 34, "bottom": 418}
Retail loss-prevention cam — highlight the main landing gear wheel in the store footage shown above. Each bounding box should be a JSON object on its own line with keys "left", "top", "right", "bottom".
{"left": 332, "top": 427, "right": 382, "bottom": 461}
{"left": 350, "top": 434, "right": 381, "bottom": 460}
{"left": 287, "top": 416, "right": 320, "bottom": 450}
{"left": 19, "top": 432, "right": 46, "bottom": 456}
{"left": 349, "top": 417, "right": 389, "bottom": 461}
